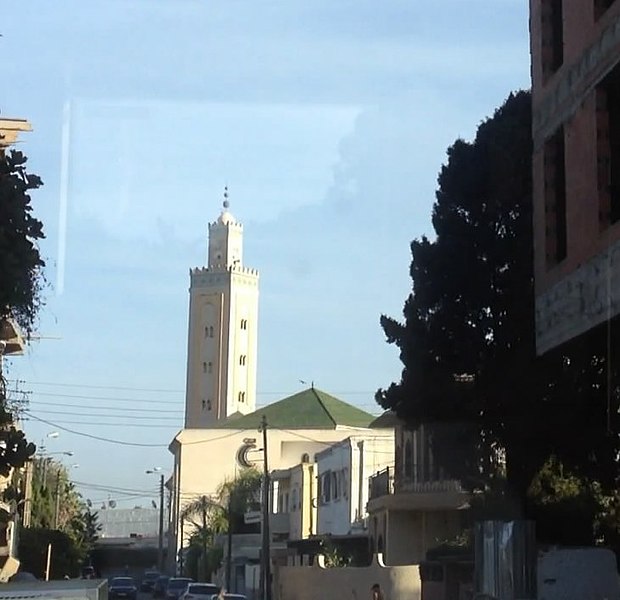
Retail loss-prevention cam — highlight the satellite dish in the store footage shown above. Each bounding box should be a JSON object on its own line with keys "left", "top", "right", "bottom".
{"left": 108, "top": 500, "right": 116, "bottom": 508}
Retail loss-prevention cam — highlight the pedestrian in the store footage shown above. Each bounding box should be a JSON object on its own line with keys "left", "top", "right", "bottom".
{"left": 371, "top": 583, "right": 384, "bottom": 600}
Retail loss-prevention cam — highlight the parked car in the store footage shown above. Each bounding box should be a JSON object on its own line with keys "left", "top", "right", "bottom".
{"left": 109, "top": 577, "right": 138, "bottom": 600}
{"left": 81, "top": 566, "right": 95, "bottom": 579}
{"left": 180, "top": 583, "right": 220, "bottom": 600}
{"left": 210, "top": 594, "right": 246, "bottom": 600}
{"left": 153, "top": 576, "right": 170, "bottom": 598}
{"left": 141, "top": 571, "right": 160, "bottom": 592}
{"left": 166, "top": 577, "right": 194, "bottom": 600}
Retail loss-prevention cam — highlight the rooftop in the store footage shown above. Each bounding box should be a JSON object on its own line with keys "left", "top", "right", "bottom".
{"left": 215, "top": 387, "right": 375, "bottom": 430}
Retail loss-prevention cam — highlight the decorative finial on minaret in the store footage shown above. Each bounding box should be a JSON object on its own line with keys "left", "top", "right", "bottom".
{"left": 223, "top": 186, "right": 230, "bottom": 210}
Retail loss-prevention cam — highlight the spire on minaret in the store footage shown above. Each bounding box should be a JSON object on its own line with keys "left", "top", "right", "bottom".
{"left": 223, "top": 185, "right": 230, "bottom": 210}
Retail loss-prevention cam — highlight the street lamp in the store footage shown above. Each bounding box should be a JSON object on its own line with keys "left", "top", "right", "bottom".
{"left": 146, "top": 469, "right": 165, "bottom": 572}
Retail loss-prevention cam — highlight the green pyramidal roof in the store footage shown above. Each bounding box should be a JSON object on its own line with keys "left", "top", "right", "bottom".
{"left": 215, "top": 387, "right": 375, "bottom": 430}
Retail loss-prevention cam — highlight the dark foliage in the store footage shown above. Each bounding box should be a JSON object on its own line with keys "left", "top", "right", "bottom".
{"left": 0, "top": 149, "right": 45, "bottom": 334}
{"left": 377, "top": 91, "right": 619, "bottom": 541}
{"left": 19, "top": 527, "right": 83, "bottom": 579}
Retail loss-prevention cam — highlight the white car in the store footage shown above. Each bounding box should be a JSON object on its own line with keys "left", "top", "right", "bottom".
{"left": 210, "top": 594, "right": 246, "bottom": 600}
{"left": 180, "top": 583, "right": 220, "bottom": 600}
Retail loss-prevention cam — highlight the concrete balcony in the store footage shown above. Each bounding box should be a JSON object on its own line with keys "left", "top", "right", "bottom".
{"left": 367, "top": 468, "right": 469, "bottom": 513}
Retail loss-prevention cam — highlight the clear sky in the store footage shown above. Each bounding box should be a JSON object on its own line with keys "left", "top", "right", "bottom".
{"left": 1, "top": 0, "right": 530, "bottom": 508}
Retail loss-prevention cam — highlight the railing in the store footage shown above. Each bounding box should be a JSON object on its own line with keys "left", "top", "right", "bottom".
{"left": 398, "top": 479, "right": 463, "bottom": 493}
{"left": 368, "top": 467, "right": 394, "bottom": 500}
{"left": 368, "top": 466, "right": 464, "bottom": 500}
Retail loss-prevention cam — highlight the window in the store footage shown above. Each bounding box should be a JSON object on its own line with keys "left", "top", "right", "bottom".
{"left": 240, "top": 319, "right": 248, "bottom": 330}
{"left": 201, "top": 399, "right": 206, "bottom": 410}
{"left": 239, "top": 355, "right": 246, "bottom": 366}
{"left": 541, "top": 0, "right": 563, "bottom": 80}
{"left": 208, "top": 361, "right": 213, "bottom": 374}
{"left": 291, "top": 488, "right": 298, "bottom": 511}
{"left": 594, "top": 0, "right": 616, "bottom": 20}
{"left": 207, "top": 399, "right": 212, "bottom": 411}
{"left": 544, "top": 126, "right": 567, "bottom": 265}
{"left": 598, "top": 65, "right": 620, "bottom": 227}
{"left": 238, "top": 391, "right": 246, "bottom": 402}
{"left": 320, "top": 472, "right": 331, "bottom": 503}
{"left": 204, "top": 326, "right": 208, "bottom": 338}
{"left": 404, "top": 438, "right": 413, "bottom": 478}
{"left": 209, "top": 326, "right": 214, "bottom": 337}
{"left": 331, "top": 472, "right": 339, "bottom": 500}
{"left": 202, "top": 362, "right": 207, "bottom": 373}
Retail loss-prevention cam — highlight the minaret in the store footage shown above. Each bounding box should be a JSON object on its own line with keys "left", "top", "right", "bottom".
{"left": 184, "top": 189, "right": 259, "bottom": 428}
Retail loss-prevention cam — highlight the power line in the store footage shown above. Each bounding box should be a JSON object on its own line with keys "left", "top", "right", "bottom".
{"left": 24, "top": 412, "right": 171, "bottom": 447}
{"left": 23, "top": 412, "right": 247, "bottom": 446}
{"left": 27, "top": 400, "right": 181, "bottom": 413}
{"left": 8, "top": 380, "right": 184, "bottom": 394}
{"left": 26, "top": 397, "right": 380, "bottom": 414}
{"left": 72, "top": 480, "right": 158, "bottom": 495}
{"left": 13, "top": 390, "right": 183, "bottom": 405}
{"left": 9, "top": 379, "right": 380, "bottom": 398}
{"left": 29, "top": 408, "right": 181, "bottom": 421}
{"left": 23, "top": 419, "right": 179, "bottom": 429}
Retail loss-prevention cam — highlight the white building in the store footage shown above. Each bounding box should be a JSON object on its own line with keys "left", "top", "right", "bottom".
{"left": 315, "top": 433, "right": 394, "bottom": 537}
{"left": 169, "top": 198, "right": 390, "bottom": 576}
{"left": 97, "top": 507, "right": 159, "bottom": 539}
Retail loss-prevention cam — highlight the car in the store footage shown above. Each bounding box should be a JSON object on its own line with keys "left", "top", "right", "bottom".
{"left": 141, "top": 571, "right": 160, "bottom": 592}
{"left": 109, "top": 576, "right": 138, "bottom": 600}
{"left": 180, "top": 583, "right": 220, "bottom": 600}
{"left": 165, "top": 577, "right": 194, "bottom": 600}
{"left": 153, "top": 576, "right": 170, "bottom": 598}
{"left": 81, "top": 566, "right": 95, "bottom": 580}
{"left": 210, "top": 594, "right": 246, "bottom": 600}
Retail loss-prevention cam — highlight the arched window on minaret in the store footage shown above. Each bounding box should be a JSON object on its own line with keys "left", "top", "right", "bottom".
{"left": 239, "top": 355, "right": 246, "bottom": 366}
{"left": 202, "top": 362, "right": 207, "bottom": 373}
{"left": 209, "top": 326, "right": 214, "bottom": 337}
{"left": 207, "top": 362, "right": 213, "bottom": 373}
{"left": 238, "top": 391, "right": 246, "bottom": 403}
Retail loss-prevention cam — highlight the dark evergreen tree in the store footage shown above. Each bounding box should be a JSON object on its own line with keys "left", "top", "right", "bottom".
{"left": 377, "top": 91, "right": 619, "bottom": 541}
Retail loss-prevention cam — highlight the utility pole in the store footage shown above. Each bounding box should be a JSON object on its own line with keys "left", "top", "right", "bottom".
{"left": 53, "top": 469, "right": 61, "bottom": 529}
{"left": 259, "top": 415, "right": 271, "bottom": 600}
{"left": 226, "top": 494, "right": 232, "bottom": 592}
{"left": 158, "top": 474, "right": 164, "bottom": 572}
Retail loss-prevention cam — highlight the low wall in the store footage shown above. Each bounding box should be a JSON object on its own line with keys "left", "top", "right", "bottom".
{"left": 274, "top": 554, "right": 421, "bottom": 600}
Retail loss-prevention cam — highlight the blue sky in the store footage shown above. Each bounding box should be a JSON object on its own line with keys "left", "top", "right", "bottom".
{"left": 2, "top": 0, "right": 530, "bottom": 507}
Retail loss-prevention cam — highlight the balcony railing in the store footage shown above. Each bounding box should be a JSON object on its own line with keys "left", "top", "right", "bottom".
{"left": 368, "top": 466, "right": 464, "bottom": 500}
{"left": 368, "top": 467, "right": 394, "bottom": 500}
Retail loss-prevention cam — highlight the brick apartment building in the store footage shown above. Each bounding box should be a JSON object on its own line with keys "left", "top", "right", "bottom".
{"left": 531, "top": 0, "right": 620, "bottom": 354}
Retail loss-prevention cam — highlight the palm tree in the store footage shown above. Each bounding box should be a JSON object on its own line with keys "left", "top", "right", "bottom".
{"left": 217, "top": 468, "right": 262, "bottom": 589}
{"left": 181, "top": 495, "right": 226, "bottom": 581}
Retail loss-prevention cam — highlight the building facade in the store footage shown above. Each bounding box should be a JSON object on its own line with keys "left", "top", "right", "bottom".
{"left": 531, "top": 0, "right": 620, "bottom": 353}
{"left": 184, "top": 194, "right": 259, "bottom": 428}
{"left": 314, "top": 434, "right": 394, "bottom": 537}
{"left": 169, "top": 387, "right": 379, "bottom": 573}
{"left": 367, "top": 418, "right": 469, "bottom": 565}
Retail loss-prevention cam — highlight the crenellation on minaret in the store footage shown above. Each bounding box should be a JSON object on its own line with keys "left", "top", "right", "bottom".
{"left": 184, "top": 191, "right": 259, "bottom": 429}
